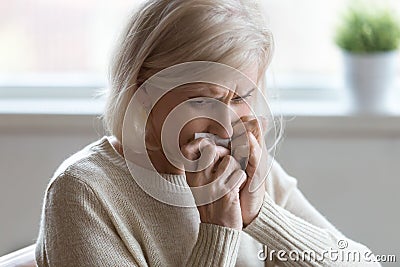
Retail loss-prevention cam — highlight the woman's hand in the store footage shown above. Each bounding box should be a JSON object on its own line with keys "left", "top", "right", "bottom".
{"left": 232, "top": 115, "right": 269, "bottom": 227}
{"left": 181, "top": 138, "right": 247, "bottom": 230}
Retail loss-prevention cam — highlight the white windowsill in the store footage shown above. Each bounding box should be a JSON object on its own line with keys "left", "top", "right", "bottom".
{"left": 1, "top": 93, "right": 400, "bottom": 136}
{"left": 1, "top": 72, "right": 400, "bottom": 135}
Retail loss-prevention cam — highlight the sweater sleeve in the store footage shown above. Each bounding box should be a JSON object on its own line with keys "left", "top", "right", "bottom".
{"left": 35, "top": 173, "right": 148, "bottom": 267}
{"left": 243, "top": 160, "right": 382, "bottom": 267}
{"left": 185, "top": 223, "right": 241, "bottom": 266}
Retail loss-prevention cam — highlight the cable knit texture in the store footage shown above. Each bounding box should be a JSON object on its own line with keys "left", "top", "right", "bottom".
{"left": 35, "top": 136, "right": 380, "bottom": 267}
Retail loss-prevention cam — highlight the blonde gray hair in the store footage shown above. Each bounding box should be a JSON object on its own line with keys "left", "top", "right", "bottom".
{"left": 102, "top": 0, "right": 274, "bottom": 141}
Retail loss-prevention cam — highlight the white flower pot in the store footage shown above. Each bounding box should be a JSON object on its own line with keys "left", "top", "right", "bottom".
{"left": 343, "top": 50, "right": 397, "bottom": 114}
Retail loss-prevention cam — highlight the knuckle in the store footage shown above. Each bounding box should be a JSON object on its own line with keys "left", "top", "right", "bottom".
{"left": 228, "top": 156, "right": 240, "bottom": 170}
{"left": 250, "top": 143, "right": 257, "bottom": 154}
{"left": 223, "top": 169, "right": 245, "bottom": 189}
{"left": 199, "top": 137, "right": 214, "bottom": 146}
{"left": 208, "top": 184, "right": 216, "bottom": 196}
{"left": 223, "top": 154, "right": 233, "bottom": 160}
{"left": 220, "top": 155, "right": 232, "bottom": 166}
{"left": 215, "top": 155, "right": 235, "bottom": 177}
{"left": 224, "top": 155, "right": 235, "bottom": 164}
{"left": 236, "top": 169, "right": 246, "bottom": 177}
{"left": 181, "top": 149, "right": 191, "bottom": 159}
{"left": 225, "top": 191, "right": 240, "bottom": 203}
{"left": 232, "top": 170, "right": 245, "bottom": 183}
{"left": 200, "top": 143, "right": 216, "bottom": 156}
{"left": 181, "top": 144, "right": 189, "bottom": 154}
{"left": 203, "top": 143, "right": 215, "bottom": 151}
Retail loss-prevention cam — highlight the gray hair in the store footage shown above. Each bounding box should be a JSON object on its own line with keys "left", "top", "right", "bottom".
{"left": 102, "top": 0, "right": 275, "bottom": 142}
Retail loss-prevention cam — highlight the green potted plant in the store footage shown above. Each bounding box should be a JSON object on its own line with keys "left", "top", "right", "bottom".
{"left": 334, "top": 2, "right": 400, "bottom": 113}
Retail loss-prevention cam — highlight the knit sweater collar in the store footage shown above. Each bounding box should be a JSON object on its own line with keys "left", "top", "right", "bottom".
{"left": 96, "top": 136, "right": 189, "bottom": 188}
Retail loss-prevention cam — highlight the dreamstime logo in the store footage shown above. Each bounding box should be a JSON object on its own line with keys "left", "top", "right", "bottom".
{"left": 257, "top": 239, "right": 397, "bottom": 263}
{"left": 337, "top": 239, "right": 348, "bottom": 249}
{"left": 121, "top": 61, "right": 278, "bottom": 207}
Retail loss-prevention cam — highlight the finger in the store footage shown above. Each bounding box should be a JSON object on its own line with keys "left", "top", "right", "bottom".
{"left": 224, "top": 169, "right": 247, "bottom": 193}
{"left": 186, "top": 143, "right": 219, "bottom": 187}
{"left": 202, "top": 144, "right": 231, "bottom": 178}
{"left": 243, "top": 119, "right": 266, "bottom": 142}
{"left": 231, "top": 120, "right": 252, "bottom": 166}
{"left": 213, "top": 155, "right": 241, "bottom": 182}
{"left": 181, "top": 137, "right": 216, "bottom": 160}
{"left": 232, "top": 144, "right": 250, "bottom": 170}
{"left": 232, "top": 119, "right": 248, "bottom": 140}
{"left": 181, "top": 137, "right": 209, "bottom": 160}
{"left": 245, "top": 133, "right": 268, "bottom": 193}
{"left": 196, "top": 143, "right": 217, "bottom": 173}
{"left": 232, "top": 120, "right": 259, "bottom": 144}
{"left": 233, "top": 116, "right": 268, "bottom": 142}
{"left": 238, "top": 115, "right": 255, "bottom": 122}
{"left": 245, "top": 132, "right": 262, "bottom": 178}
{"left": 240, "top": 115, "right": 268, "bottom": 132}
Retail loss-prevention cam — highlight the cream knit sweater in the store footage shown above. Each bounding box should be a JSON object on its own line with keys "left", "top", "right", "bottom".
{"left": 35, "top": 136, "right": 380, "bottom": 267}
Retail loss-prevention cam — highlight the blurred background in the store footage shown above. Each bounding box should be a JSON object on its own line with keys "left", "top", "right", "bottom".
{"left": 0, "top": 0, "right": 399, "bottom": 265}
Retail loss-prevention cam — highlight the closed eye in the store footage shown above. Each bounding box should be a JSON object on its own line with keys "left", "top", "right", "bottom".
{"left": 187, "top": 88, "right": 255, "bottom": 106}
{"left": 188, "top": 97, "right": 211, "bottom": 106}
{"left": 231, "top": 94, "right": 252, "bottom": 104}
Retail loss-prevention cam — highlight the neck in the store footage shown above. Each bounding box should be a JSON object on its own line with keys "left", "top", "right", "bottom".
{"left": 147, "top": 149, "right": 185, "bottom": 175}
{"left": 109, "top": 136, "right": 184, "bottom": 175}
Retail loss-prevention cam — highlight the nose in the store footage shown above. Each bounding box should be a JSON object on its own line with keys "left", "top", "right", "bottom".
{"left": 207, "top": 106, "right": 234, "bottom": 139}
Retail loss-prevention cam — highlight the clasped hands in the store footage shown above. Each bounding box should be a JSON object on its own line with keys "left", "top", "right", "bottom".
{"left": 181, "top": 116, "right": 269, "bottom": 230}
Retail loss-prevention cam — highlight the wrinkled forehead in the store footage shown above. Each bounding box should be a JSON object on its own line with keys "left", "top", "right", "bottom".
{"left": 178, "top": 82, "right": 254, "bottom": 97}
{"left": 176, "top": 65, "right": 259, "bottom": 96}
{"left": 142, "top": 62, "right": 259, "bottom": 100}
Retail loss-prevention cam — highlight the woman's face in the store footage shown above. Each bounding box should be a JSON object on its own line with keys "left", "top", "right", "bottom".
{"left": 146, "top": 66, "right": 259, "bottom": 152}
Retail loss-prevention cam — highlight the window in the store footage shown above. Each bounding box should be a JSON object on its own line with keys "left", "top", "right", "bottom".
{"left": 262, "top": 0, "right": 400, "bottom": 83}
{"left": 0, "top": 0, "right": 140, "bottom": 95}
{"left": 1, "top": 0, "right": 399, "bottom": 99}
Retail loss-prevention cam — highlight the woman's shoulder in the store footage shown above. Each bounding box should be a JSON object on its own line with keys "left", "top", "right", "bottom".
{"left": 46, "top": 136, "right": 128, "bottom": 193}
{"left": 265, "top": 158, "right": 299, "bottom": 207}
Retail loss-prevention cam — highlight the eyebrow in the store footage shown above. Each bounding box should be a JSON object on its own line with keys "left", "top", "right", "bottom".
{"left": 187, "top": 87, "right": 256, "bottom": 100}
{"left": 185, "top": 86, "right": 224, "bottom": 100}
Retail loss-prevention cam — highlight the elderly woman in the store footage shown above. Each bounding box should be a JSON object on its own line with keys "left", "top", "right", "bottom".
{"left": 35, "top": 0, "right": 380, "bottom": 266}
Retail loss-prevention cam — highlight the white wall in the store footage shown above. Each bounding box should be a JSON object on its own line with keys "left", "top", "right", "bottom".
{"left": 0, "top": 114, "right": 104, "bottom": 256}
{"left": 1, "top": 114, "right": 399, "bottom": 264}
{"left": 275, "top": 132, "right": 400, "bottom": 259}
